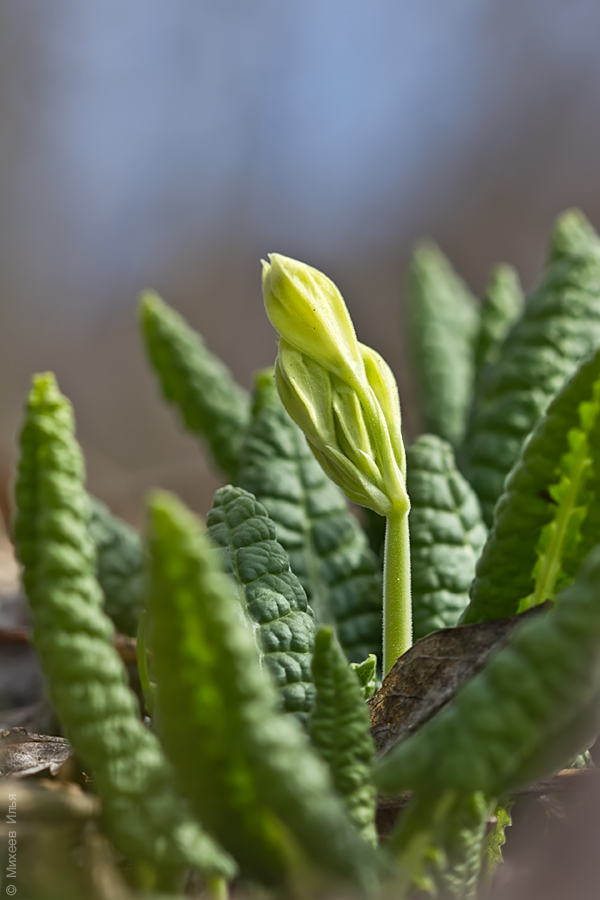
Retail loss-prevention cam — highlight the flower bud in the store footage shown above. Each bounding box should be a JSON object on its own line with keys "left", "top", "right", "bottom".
{"left": 359, "top": 343, "right": 406, "bottom": 479}
{"left": 262, "top": 253, "right": 363, "bottom": 382}
{"left": 264, "top": 254, "right": 409, "bottom": 517}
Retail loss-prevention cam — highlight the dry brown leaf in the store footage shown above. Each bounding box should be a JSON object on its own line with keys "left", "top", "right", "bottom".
{"left": 369, "top": 605, "right": 548, "bottom": 757}
{"left": 0, "top": 727, "right": 72, "bottom": 778}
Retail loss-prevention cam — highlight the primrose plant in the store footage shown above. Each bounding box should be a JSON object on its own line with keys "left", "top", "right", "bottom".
{"left": 10, "top": 208, "right": 600, "bottom": 899}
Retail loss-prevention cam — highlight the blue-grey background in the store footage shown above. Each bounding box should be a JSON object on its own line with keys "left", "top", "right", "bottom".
{"left": 2, "top": 1, "right": 600, "bottom": 519}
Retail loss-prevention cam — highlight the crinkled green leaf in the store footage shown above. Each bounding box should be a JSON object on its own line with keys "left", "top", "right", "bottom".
{"left": 463, "top": 345, "right": 600, "bottom": 624}
{"left": 433, "top": 792, "right": 492, "bottom": 900}
{"left": 206, "top": 484, "right": 316, "bottom": 724}
{"left": 373, "top": 544, "right": 600, "bottom": 800}
{"left": 383, "top": 790, "right": 492, "bottom": 900}
{"left": 480, "top": 802, "right": 512, "bottom": 894}
{"left": 88, "top": 495, "right": 145, "bottom": 636}
{"left": 14, "top": 373, "right": 234, "bottom": 881}
{"left": 350, "top": 653, "right": 378, "bottom": 700}
{"left": 139, "top": 291, "right": 251, "bottom": 480}
{"left": 407, "top": 435, "right": 487, "bottom": 639}
{"left": 237, "top": 370, "right": 382, "bottom": 664}
{"left": 409, "top": 241, "right": 480, "bottom": 446}
{"left": 147, "top": 491, "right": 379, "bottom": 890}
{"left": 309, "top": 627, "right": 377, "bottom": 845}
{"left": 462, "top": 210, "right": 600, "bottom": 524}
{"left": 474, "top": 264, "right": 523, "bottom": 384}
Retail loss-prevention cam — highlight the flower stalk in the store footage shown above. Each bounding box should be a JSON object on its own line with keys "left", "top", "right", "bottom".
{"left": 262, "top": 253, "right": 411, "bottom": 673}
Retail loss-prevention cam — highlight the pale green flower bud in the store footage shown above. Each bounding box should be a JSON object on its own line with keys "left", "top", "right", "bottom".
{"left": 262, "top": 253, "right": 364, "bottom": 382}
{"left": 273, "top": 331, "right": 409, "bottom": 518}
{"left": 359, "top": 343, "right": 406, "bottom": 479}
{"left": 274, "top": 342, "right": 337, "bottom": 450}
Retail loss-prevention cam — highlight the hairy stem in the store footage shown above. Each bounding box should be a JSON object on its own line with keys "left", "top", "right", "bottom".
{"left": 206, "top": 876, "right": 229, "bottom": 900}
{"left": 383, "top": 508, "right": 412, "bottom": 674}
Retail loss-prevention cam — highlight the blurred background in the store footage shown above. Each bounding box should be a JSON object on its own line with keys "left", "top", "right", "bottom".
{"left": 2, "top": 0, "right": 600, "bottom": 521}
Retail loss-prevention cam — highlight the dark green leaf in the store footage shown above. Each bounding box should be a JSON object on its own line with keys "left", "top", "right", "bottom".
{"left": 237, "top": 370, "right": 382, "bottom": 664}
{"left": 139, "top": 291, "right": 251, "bottom": 480}
{"left": 147, "top": 491, "right": 379, "bottom": 890}
{"left": 88, "top": 495, "right": 145, "bottom": 636}
{"left": 463, "top": 345, "right": 600, "bottom": 624}
{"left": 206, "top": 484, "right": 316, "bottom": 724}
{"left": 407, "top": 435, "right": 487, "bottom": 639}
{"left": 373, "top": 544, "right": 600, "bottom": 799}
{"left": 475, "top": 264, "right": 523, "bottom": 383}
{"left": 409, "top": 241, "right": 480, "bottom": 446}
{"left": 462, "top": 210, "right": 600, "bottom": 524}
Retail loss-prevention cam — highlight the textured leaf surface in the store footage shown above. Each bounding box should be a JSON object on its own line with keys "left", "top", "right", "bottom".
{"left": 369, "top": 608, "right": 544, "bottom": 756}
{"left": 475, "top": 264, "right": 523, "bottom": 383}
{"left": 462, "top": 210, "right": 600, "bottom": 524}
{"left": 88, "top": 495, "right": 145, "bottom": 636}
{"left": 407, "top": 435, "right": 486, "bottom": 639}
{"left": 13, "top": 374, "right": 233, "bottom": 880}
{"left": 237, "top": 371, "right": 382, "bottom": 663}
{"left": 373, "top": 544, "right": 600, "bottom": 799}
{"left": 463, "top": 346, "right": 600, "bottom": 624}
{"left": 350, "top": 653, "right": 378, "bottom": 700}
{"left": 147, "top": 492, "right": 379, "bottom": 890}
{"left": 409, "top": 241, "right": 480, "bottom": 446}
{"left": 206, "top": 484, "right": 316, "bottom": 723}
{"left": 480, "top": 803, "right": 512, "bottom": 893}
{"left": 139, "top": 291, "right": 251, "bottom": 480}
{"left": 309, "top": 627, "right": 377, "bottom": 844}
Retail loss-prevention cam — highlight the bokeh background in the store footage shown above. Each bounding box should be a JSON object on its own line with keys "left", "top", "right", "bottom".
{"left": 2, "top": 0, "right": 600, "bottom": 521}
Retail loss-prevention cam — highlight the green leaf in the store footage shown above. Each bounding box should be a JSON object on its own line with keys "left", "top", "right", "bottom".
{"left": 474, "top": 264, "right": 523, "bottom": 386}
{"left": 309, "top": 627, "right": 377, "bottom": 845}
{"left": 139, "top": 291, "right": 251, "bottom": 480}
{"left": 463, "top": 345, "right": 600, "bottom": 624}
{"left": 206, "top": 484, "right": 316, "bottom": 724}
{"left": 383, "top": 790, "right": 492, "bottom": 900}
{"left": 350, "top": 653, "right": 378, "bottom": 700}
{"left": 373, "top": 544, "right": 600, "bottom": 800}
{"left": 88, "top": 495, "right": 145, "bottom": 636}
{"left": 236, "top": 370, "right": 382, "bottom": 664}
{"left": 147, "top": 491, "right": 379, "bottom": 891}
{"left": 13, "top": 373, "right": 234, "bottom": 882}
{"left": 462, "top": 210, "right": 600, "bottom": 525}
{"left": 407, "top": 435, "right": 487, "bottom": 640}
{"left": 409, "top": 241, "right": 480, "bottom": 446}
{"left": 479, "top": 802, "right": 512, "bottom": 894}
{"left": 437, "top": 793, "right": 492, "bottom": 900}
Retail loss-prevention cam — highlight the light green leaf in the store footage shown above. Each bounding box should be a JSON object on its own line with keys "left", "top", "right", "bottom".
{"left": 350, "top": 653, "right": 378, "bottom": 700}
{"left": 14, "top": 373, "right": 234, "bottom": 881}
{"left": 309, "top": 627, "right": 377, "bottom": 844}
